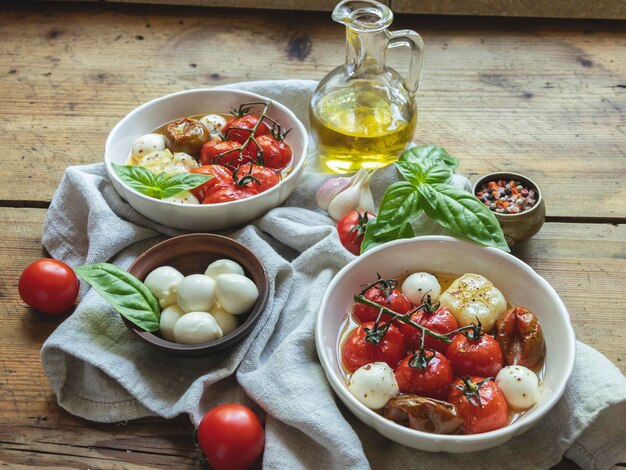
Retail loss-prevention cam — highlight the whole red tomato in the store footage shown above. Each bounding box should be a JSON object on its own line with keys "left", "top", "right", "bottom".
{"left": 222, "top": 114, "right": 271, "bottom": 144}
{"left": 189, "top": 165, "right": 232, "bottom": 201}
{"left": 394, "top": 350, "right": 454, "bottom": 400}
{"left": 202, "top": 184, "right": 258, "bottom": 204}
{"left": 199, "top": 140, "right": 254, "bottom": 170}
{"left": 342, "top": 322, "right": 406, "bottom": 373}
{"left": 448, "top": 376, "right": 508, "bottom": 434}
{"left": 245, "top": 134, "right": 292, "bottom": 170}
{"left": 18, "top": 258, "right": 79, "bottom": 314}
{"left": 352, "top": 282, "right": 412, "bottom": 324}
{"left": 197, "top": 404, "right": 265, "bottom": 470}
{"left": 235, "top": 164, "right": 280, "bottom": 193}
{"left": 446, "top": 328, "right": 504, "bottom": 378}
{"left": 399, "top": 306, "right": 459, "bottom": 353}
{"left": 336, "top": 210, "right": 376, "bottom": 256}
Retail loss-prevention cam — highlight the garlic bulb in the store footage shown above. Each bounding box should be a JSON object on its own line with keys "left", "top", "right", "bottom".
{"left": 316, "top": 176, "right": 352, "bottom": 211}
{"left": 327, "top": 169, "right": 377, "bottom": 221}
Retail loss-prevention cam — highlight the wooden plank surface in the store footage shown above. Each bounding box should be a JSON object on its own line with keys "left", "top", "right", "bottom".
{"left": 0, "top": 3, "right": 625, "bottom": 219}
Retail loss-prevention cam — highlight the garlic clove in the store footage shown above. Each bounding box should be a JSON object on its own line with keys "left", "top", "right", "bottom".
{"left": 316, "top": 176, "right": 352, "bottom": 211}
{"left": 327, "top": 169, "right": 377, "bottom": 221}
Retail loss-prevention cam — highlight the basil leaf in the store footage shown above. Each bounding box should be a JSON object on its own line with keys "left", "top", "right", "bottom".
{"left": 75, "top": 263, "right": 161, "bottom": 332}
{"left": 361, "top": 181, "right": 422, "bottom": 252}
{"left": 160, "top": 173, "right": 212, "bottom": 199}
{"left": 401, "top": 145, "right": 459, "bottom": 171}
{"left": 395, "top": 159, "right": 453, "bottom": 186}
{"left": 419, "top": 183, "right": 510, "bottom": 252}
{"left": 112, "top": 163, "right": 163, "bottom": 198}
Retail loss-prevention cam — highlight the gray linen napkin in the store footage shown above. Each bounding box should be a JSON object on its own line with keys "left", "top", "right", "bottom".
{"left": 41, "top": 80, "right": 625, "bottom": 470}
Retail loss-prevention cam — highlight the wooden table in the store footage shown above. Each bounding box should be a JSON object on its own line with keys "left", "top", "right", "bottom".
{"left": 1, "top": 2, "right": 624, "bottom": 468}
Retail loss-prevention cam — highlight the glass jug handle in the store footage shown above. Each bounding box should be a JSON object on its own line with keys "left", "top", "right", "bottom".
{"left": 386, "top": 30, "right": 424, "bottom": 94}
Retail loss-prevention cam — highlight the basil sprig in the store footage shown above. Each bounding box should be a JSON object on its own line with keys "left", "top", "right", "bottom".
{"left": 75, "top": 263, "right": 160, "bottom": 332}
{"left": 112, "top": 163, "right": 211, "bottom": 199}
{"left": 362, "top": 146, "right": 509, "bottom": 253}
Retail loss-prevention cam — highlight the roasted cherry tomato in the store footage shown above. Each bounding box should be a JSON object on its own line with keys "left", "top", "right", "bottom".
{"left": 189, "top": 165, "right": 232, "bottom": 201}
{"left": 336, "top": 210, "right": 376, "bottom": 256}
{"left": 342, "top": 322, "right": 406, "bottom": 373}
{"left": 384, "top": 394, "right": 463, "bottom": 435}
{"left": 18, "top": 258, "right": 79, "bottom": 314}
{"left": 202, "top": 184, "right": 258, "bottom": 204}
{"left": 446, "top": 326, "right": 504, "bottom": 378}
{"left": 496, "top": 306, "right": 545, "bottom": 368}
{"left": 235, "top": 164, "right": 280, "bottom": 194}
{"left": 245, "top": 134, "right": 292, "bottom": 170}
{"left": 197, "top": 404, "right": 265, "bottom": 470}
{"left": 394, "top": 350, "right": 455, "bottom": 400}
{"left": 448, "top": 376, "right": 508, "bottom": 434}
{"left": 222, "top": 114, "right": 271, "bottom": 144}
{"left": 163, "top": 117, "right": 210, "bottom": 154}
{"left": 352, "top": 282, "right": 412, "bottom": 324}
{"left": 199, "top": 140, "right": 254, "bottom": 170}
{"left": 399, "top": 305, "right": 459, "bottom": 353}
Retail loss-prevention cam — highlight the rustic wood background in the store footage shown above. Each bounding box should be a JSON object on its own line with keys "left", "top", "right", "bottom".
{"left": 0, "top": 1, "right": 624, "bottom": 468}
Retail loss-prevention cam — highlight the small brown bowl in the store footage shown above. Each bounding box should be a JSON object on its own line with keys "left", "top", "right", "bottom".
{"left": 125, "top": 233, "right": 269, "bottom": 357}
{"left": 472, "top": 172, "right": 546, "bottom": 247}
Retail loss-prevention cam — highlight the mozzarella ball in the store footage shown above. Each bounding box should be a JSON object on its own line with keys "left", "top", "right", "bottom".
{"left": 159, "top": 304, "right": 185, "bottom": 342}
{"left": 162, "top": 191, "right": 199, "bottom": 205}
{"left": 211, "top": 303, "right": 239, "bottom": 335}
{"left": 204, "top": 259, "right": 245, "bottom": 280}
{"left": 496, "top": 365, "right": 541, "bottom": 409}
{"left": 177, "top": 274, "right": 216, "bottom": 313}
{"left": 200, "top": 114, "right": 227, "bottom": 135}
{"left": 401, "top": 272, "right": 441, "bottom": 304}
{"left": 144, "top": 266, "right": 184, "bottom": 309}
{"left": 173, "top": 311, "right": 223, "bottom": 344}
{"left": 439, "top": 273, "right": 507, "bottom": 331}
{"left": 215, "top": 274, "right": 259, "bottom": 315}
{"left": 131, "top": 133, "right": 165, "bottom": 159}
{"left": 347, "top": 362, "right": 399, "bottom": 409}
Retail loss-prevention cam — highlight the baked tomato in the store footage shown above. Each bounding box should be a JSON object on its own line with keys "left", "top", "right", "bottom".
{"left": 399, "top": 305, "right": 459, "bottom": 353}
{"left": 448, "top": 376, "right": 508, "bottom": 434}
{"left": 18, "top": 258, "right": 79, "bottom": 314}
{"left": 235, "top": 164, "right": 280, "bottom": 194}
{"left": 197, "top": 404, "right": 265, "bottom": 470}
{"left": 394, "top": 350, "right": 454, "bottom": 400}
{"left": 336, "top": 210, "right": 376, "bottom": 256}
{"left": 352, "top": 279, "right": 412, "bottom": 324}
{"left": 202, "top": 184, "right": 258, "bottom": 204}
{"left": 199, "top": 140, "right": 254, "bottom": 170}
{"left": 189, "top": 165, "right": 232, "bottom": 201}
{"left": 245, "top": 134, "right": 292, "bottom": 170}
{"left": 222, "top": 114, "right": 271, "bottom": 144}
{"left": 445, "top": 324, "right": 503, "bottom": 378}
{"left": 342, "top": 322, "right": 406, "bottom": 373}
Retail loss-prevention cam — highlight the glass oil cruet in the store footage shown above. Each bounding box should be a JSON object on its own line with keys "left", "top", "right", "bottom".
{"left": 310, "top": 0, "right": 424, "bottom": 173}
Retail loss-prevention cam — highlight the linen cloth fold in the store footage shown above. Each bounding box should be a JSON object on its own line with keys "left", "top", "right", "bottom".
{"left": 41, "top": 80, "right": 625, "bottom": 470}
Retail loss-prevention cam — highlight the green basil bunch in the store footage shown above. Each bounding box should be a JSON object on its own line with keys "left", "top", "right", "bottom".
{"left": 361, "top": 146, "right": 509, "bottom": 253}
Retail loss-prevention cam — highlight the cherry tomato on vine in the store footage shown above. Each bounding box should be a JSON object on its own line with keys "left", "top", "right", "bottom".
{"left": 336, "top": 210, "right": 376, "bottom": 256}
{"left": 352, "top": 282, "right": 412, "bottom": 324}
{"left": 399, "top": 306, "right": 459, "bottom": 353}
{"left": 18, "top": 258, "right": 79, "bottom": 314}
{"left": 222, "top": 114, "right": 271, "bottom": 144}
{"left": 202, "top": 183, "right": 258, "bottom": 204}
{"left": 189, "top": 165, "right": 232, "bottom": 201}
{"left": 244, "top": 134, "right": 292, "bottom": 170}
{"left": 446, "top": 329, "right": 504, "bottom": 378}
{"left": 197, "top": 404, "right": 265, "bottom": 470}
{"left": 448, "top": 376, "right": 508, "bottom": 434}
{"left": 235, "top": 164, "right": 280, "bottom": 193}
{"left": 394, "top": 350, "right": 454, "bottom": 400}
{"left": 342, "top": 322, "right": 406, "bottom": 372}
{"left": 199, "top": 140, "right": 254, "bottom": 170}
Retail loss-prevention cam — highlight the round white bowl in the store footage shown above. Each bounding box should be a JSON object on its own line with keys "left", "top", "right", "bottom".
{"left": 315, "top": 236, "right": 575, "bottom": 453}
{"left": 104, "top": 89, "right": 308, "bottom": 231}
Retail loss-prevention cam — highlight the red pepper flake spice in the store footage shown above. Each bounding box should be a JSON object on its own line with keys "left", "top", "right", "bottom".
{"left": 475, "top": 179, "right": 537, "bottom": 214}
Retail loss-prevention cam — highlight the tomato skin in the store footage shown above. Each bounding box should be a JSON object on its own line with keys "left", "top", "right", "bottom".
{"left": 342, "top": 322, "right": 406, "bottom": 372}
{"left": 245, "top": 135, "right": 292, "bottom": 170}
{"left": 399, "top": 306, "right": 459, "bottom": 353}
{"left": 448, "top": 376, "right": 508, "bottom": 434}
{"left": 336, "top": 211, "right": 376, "bottom": 256}
{"left": 197, "top": 404, "right": 265, "bottom": 470}
{"left": 18, "top": 259, "right": 79, "bottom": 314}
{"left": 199, "top": 140, "right": 254, "bottom": 170}
{"left": 189, "top": 165, "right": 232, "bottom": 201}
{"left": 394, "top": 350, "right": 455, "bottom": 400}
{"left": 236, "top": 164, "right": 280, "bottom": 193}
{"left": 222, "top": 115, "right": 271, "bottom": 144}
{"left": 352, "top": 285, "right": 412, "bottom": 324}
{"left": 445, "top": 333, "right": 504, "bottom": 378}
{"left": 202, "top": 183, "right": 258, "bottom": 204}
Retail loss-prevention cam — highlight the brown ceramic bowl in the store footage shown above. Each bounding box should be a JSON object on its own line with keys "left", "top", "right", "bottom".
{"left": 472, "top": 172, "right": 546, "bottom": 247}
{"left": 125, "top": 233, "right": 269, "bottom": 357}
